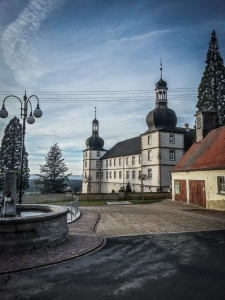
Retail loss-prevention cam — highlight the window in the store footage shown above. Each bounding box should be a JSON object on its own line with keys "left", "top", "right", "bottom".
{"left": 148, "top": 150, "right": 152, "bottom": 161}
{"left": 132, "top": 170, "right": 136, "bottom": 179}
{"left": 169, "top": 150, "right": 175, "bottom": 161}
{"left": 106, "top": 171, "right": 108, "bottom": 179}
{"left": 132, "top": 156, "right": 135, "bottom": 165}
{"left": 139, "top": 170, "right": 142, "bottom": 178}
{"left": 85, "top": 161, "right": 87, "bottom": 168}
{"left": 85, "top": 152, "right": 87, "bottom": 157}
{"left": 217, "top": 176, "right": 225, "bottom": 193}
{"left": 110, "top": 171, "right": 112, "bottom": 179}
{"left": 106, "top": 160, "right": 108, "bottom": 167}
{"left": 126, "top": 157, "right": 129, "bottom": 165}
{"left": 119, "top": 171, "right": 122, "bottom": 179}
{"left": 139, "top": 155, "right": 142, "bottom": 164}
{"left": 96, "top": 160, "right": 100, "bottom": 168}
{"left": 114, "top": 171, "right": 116, "bottom": 179}
{"left": 126, "top": 171, "right": 129, "bottom": 179}
{"left": 148, "top": 169, "right": 152, "bottom": 180}
{"left": 96, "top": 172, "right": 100, "bottom": 179}
{"left": 119, "top": 158, "right": 122, "bottom": 166}
{"left": 169, "top": 134, "right": 175, "bottom": 144}
{"left": 97, "top": 151, "right": 100, "bottom": 157}
{"left": 110, "top": 159, "right": 112, "bottom": 167}
{"left": 148, "top": 135, "right": 152, "bottom": 144}
{"left": 114, "top": 159, "right": 116, "bottom": 166}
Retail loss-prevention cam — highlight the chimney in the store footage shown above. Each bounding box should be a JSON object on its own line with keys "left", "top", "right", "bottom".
{"left": 195, "top": 109, "right": 216, "bottom": 142}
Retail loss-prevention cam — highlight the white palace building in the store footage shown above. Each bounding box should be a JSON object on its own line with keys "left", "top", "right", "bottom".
{"left": 82, "top": 67, "right": 194, "bottom": 194}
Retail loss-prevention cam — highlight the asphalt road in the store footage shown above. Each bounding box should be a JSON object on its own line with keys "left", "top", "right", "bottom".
{"left": 1, "top": 230, "right": 225, "bottom": 300}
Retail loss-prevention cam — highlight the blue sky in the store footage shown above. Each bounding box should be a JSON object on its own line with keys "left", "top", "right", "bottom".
{"left": 0, "top": 0, "right": 224, "bottom": 175}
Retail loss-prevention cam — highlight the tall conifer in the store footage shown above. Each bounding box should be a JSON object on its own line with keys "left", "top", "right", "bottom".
{"left": 37, "top": 143, "right": 71, "bottom": 193}
{"left": 0, "top": 116, "right": 30, "bottom": 191}
{"left": 197, "top": 30, "right": 225, "bottom": 127}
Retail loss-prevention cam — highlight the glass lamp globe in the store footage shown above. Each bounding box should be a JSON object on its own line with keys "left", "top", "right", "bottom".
{"left": 27, "top": 113, "right": 35, "bottom": 124}
{"left": 0, "top": 105, "right": 8, "bottom": 118}
{"left": 33, "top": 105, "right": 42, "bottom": 118}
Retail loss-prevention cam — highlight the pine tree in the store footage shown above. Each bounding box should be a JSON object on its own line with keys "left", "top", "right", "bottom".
{"left": 37, "top": 143, "right": 71, "bottom": 193}
{"left": 0, "top": 116, "right": 30, "bottom": 191}
{"left": 197, "top": 30, "right": 225, "bottom": 127}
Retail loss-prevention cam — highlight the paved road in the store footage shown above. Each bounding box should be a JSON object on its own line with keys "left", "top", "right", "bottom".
{"left": 1, "top": 230, "right": 225, "bottom": 300}
{"left": 1, "top": 200, "right": 225, "bottom": 299}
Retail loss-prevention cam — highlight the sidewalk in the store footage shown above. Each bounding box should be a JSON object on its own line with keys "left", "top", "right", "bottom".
{"left": 0, "top": 209, "right": 105, "bottom": 274}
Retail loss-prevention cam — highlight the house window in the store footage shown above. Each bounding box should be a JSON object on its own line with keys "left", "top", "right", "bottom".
{"left": 110, "top": 171, "right": 112, "bottom": 179}
{"left": 106, "top": 171, "right": 108, "bottom": 179}
{"left": 148, "top": 135, "right": 152, "bottom": 144}
{"left": 85, "top": 161, "right": 87, "bottom": 168}
{"left": 96, "top": 160, "right": 100, "bottom": 168}
{"left": 217, "top": 176, "right": 225, "bottom": 193}
{"left": 148, "top": 150, "right": 152, "bottom": 161}
{"left": 148, "top": 169, "right": 152, "bottom": 180}
{"left": 169, "top": 150, "right": 175, "bottom": 161}
{"left": 132, "top": 170, "right": 136, "bottom": 179}
{"left": 139, "top": 170, "right": 142, "bottom": 178}
{"left": 132, "top": 156, "right": 135, "bottom": 165}
{"left": 126, "top": 157, "right": 129, "bottom": 165}
{"left": 110, "top": 159, "right": 112, "bottom": 167}
{"left": 169, "top": 134, "right": 175, "bottom": 144}
{"left": 85, "top": 152, "right": 87, "bottom": 157}
{"left": 114, "top": 159, "right": 116, "bottom": 166}
{"left": 119, "top": 171, "right": 122, "bottom": 179}
{"left": 114, "top": 171, "right": 116, "bottom": 179}
{"left": 126, "top": 171, "right": 129, "bottom": 179}
{"left": 139, "top": 155, "right": 142, "bottom": 164}
{"left": 96, "top": 172, "right": 100, "bottom": 179}
{"left": 119, "top": 158, "right": 122, "bottom": 166}
{"left": 106, "top": 160, "right": 108, "bottom": 167}
{"left": 97, "top": 151, "right": 100, "bottom": 157}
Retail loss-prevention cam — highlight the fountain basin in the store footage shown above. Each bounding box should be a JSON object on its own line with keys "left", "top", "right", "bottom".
{"left": 0, "top": 204, "right": 69, "bottom": 253}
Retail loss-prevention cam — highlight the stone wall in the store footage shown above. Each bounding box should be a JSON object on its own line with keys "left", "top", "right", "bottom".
{"left": 23, "top": 192, "right": 171, "bottom": 204}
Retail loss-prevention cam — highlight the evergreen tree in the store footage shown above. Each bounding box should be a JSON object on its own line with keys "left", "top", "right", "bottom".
{"left": 125, "top": 182, "right": 132, "bottom": 192}
{"left": 0, "top": 116, "right": 30, "bottom": 191}
{"left": 37, "top": 143, "right": 71, "bottom": 193}
{"left": 197, "top": 30, "right": 225, "bottom": 127}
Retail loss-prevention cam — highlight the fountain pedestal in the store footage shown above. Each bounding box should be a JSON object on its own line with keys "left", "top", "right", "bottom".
{"left": 1, "top": 171, "right": 17, "bottom": 217}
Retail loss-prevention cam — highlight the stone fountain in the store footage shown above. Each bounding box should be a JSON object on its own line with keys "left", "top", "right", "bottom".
{"left": 0, "top": 171, "right": 69, "bottom": 253}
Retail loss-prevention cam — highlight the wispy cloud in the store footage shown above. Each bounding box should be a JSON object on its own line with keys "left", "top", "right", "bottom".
{"left": 1, "top": 0, "right": 65, "bottom": 87}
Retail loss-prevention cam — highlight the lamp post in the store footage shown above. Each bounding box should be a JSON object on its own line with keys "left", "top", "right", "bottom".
{"left": 0, "top": 91, "right": 42, "bottom": 204}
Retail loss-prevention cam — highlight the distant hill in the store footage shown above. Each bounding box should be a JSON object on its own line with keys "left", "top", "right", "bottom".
{"left": 26, "top": 176, "right": 82, "bottom": 193}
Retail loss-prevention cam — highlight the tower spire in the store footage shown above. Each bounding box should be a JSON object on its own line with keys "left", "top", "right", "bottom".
{"left": 95, "top": 107, "right": 96, "bottom": 119}
{"left": 160, "top": 59, "right": 162, "bottom": 79}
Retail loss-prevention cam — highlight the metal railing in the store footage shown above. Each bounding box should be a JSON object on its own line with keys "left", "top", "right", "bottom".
{"left": 66, "top": 195, "right": 80, "bottom": 223}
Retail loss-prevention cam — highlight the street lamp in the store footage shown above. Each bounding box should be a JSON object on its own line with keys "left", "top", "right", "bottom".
{"left": 0, "top": 91, "right": 42, "bottom": 204}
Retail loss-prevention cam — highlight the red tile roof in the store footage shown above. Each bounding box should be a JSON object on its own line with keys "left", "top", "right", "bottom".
{"left": 171, "top": 126, "right": 225, "bottom": 172}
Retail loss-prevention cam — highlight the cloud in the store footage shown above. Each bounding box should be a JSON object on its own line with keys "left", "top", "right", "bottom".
{"left": 1, "top": 0, "right": 65, "bottom": 87}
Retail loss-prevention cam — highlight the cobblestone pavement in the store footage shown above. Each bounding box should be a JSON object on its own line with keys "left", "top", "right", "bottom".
{"left": 0, "top": 210, "right": 105, "bottom": 274}
{"left": 84, "top": 200, "right": 225, "bottom": 237}
{"left": 1, "top": 200, "right": 225, "bottom": 274}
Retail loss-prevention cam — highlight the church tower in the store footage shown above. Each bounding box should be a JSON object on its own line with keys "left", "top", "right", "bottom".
{"left": 82, "top": 108, "right": 107, "bottom": 193}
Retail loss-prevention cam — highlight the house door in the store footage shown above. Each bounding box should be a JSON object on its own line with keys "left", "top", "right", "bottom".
{"left": 189, "top": 180, "right": 206, "bottom": 208}
{"left": 174, "top": 180, "right": 187, "bottom": 202}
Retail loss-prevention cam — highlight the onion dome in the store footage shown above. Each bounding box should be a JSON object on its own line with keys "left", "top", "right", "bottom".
{"left": 85, "top": 107, "right": 105, "bottom": 150}
{"left": 146, "top": 61, "right": 177, "bottom": 131}
{"left": 146, "top": 103, "right": 177, "bottom": 131}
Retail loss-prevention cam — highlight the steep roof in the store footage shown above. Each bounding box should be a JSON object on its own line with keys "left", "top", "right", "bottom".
{"left": 171, "top": 126, "right": 225, "bottom": 172}
{"left": 101, "top": 136, "right": 141, "bottom": 159}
